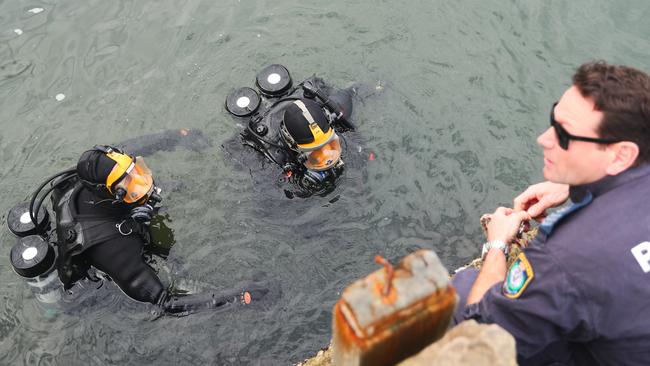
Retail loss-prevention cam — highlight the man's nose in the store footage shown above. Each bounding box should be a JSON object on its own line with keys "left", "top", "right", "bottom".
{"left": 537, "top": 126, "right": 556, "bottom": 149}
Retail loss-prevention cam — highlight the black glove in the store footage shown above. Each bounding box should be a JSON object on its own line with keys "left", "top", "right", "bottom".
{"left": 130, "top": 204, "right": 154, "bottom": 223}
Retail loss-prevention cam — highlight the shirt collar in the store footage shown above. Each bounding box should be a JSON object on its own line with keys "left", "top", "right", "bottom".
{"left": 570, "top": 163, "right": 650, "bottom": 201}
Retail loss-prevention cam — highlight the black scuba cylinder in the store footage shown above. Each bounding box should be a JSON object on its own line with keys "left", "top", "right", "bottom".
{"left": 225, "top": 87, "right": 261, "bottom": 117}
{"left": 6, "top": 168, "right": 78, "bottom": 307}
{"left": 7, "top": 201, "right": 50, "bottom": 237}
{"left": 10, "top": 235, "right": 63, "bottom": 304}
{"left": 255, "top": 64, "right": 292, "bottom": 96}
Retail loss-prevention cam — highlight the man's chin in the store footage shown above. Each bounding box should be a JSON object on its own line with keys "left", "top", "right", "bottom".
{"left": 543, "top": 170, "right": 571, "bottom": 185}
{"left": 542, "top": 165, "right": 551, "bottom": 180}
{"left": 543, "top": 167, "right": 558, "bottom": 183}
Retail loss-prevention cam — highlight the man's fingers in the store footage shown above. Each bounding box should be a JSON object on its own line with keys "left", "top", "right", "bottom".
{"left": 513, "top": 193, "right": 529, "bottom": 211}
{"left": 514, "top": 210, "right": 532, "bottom": 221}
{"left": 494, "top": 206, "right": 509, "bottom": 215}
{"left": 527, "top": 193, "right": 560, "bottom": 218}
{"left": 513, "top": 184, "right": 540, "bottom": 209}
{"left": 526, "top": 201, "right": 546, "bottom": 218}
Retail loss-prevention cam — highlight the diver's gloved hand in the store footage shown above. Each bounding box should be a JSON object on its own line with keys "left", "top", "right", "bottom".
{"left": 130, "top": 204, "right": 154, "bottom": 223}
{"left": 155, "top": 281, "right": 278, "bottom": 316}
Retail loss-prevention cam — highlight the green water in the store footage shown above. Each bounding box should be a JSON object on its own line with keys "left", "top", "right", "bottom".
{"left": 1, "top": 0, "right": 649, "bottom": 364}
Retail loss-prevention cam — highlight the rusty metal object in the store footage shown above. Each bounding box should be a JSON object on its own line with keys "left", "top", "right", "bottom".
{"left": 332, "top": 250, "right": 457, "bottom": 366}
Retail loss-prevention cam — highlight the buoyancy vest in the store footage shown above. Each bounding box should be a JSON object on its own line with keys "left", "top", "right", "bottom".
{"left": 51, "top": 178, "right": 149, "bottom": 286}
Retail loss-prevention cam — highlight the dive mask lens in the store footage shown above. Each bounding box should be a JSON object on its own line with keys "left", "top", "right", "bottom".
{"left": 115, "top": 157, "right": 154, "bottom": 203}
{"left": 302, "top": 134, "right": 342, "bottom": 171}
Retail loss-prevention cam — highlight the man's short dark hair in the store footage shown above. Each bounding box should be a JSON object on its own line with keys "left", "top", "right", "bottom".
{"left": 572, "top": 61, "right": 650, "bottom": 166}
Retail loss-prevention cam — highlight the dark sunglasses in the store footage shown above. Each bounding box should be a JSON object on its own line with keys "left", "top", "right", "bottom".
{"left": 550, "top": 102, "right": 621, "bottom": 150}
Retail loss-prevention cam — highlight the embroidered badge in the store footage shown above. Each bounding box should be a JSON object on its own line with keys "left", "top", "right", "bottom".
{"left": 503, "top": 252, "right": 534, "bottom": 299}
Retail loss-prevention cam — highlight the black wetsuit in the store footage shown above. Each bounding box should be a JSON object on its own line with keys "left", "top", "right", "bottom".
{"left": 79, "top": 194, "right": 164, "bottom": 303}
{"left": 50, "top": 177, "right": 275, "bottom": 315}
{"left": 52, "top": 180, "right": 165, "bottom": 304}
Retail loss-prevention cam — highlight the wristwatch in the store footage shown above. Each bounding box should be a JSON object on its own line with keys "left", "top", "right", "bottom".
{"left": 481, "top": 240, "right": 508, "bottom": 260}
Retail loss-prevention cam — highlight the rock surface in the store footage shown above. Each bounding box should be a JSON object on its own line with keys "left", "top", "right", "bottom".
{"left": 296, "top": 347, "right": 332, "bottom": 366}
{"left": 398, "top": 320, "right": 517, "bottom": 366}
{"left": 297, "top": 320, "right": 517, "bottom": 366}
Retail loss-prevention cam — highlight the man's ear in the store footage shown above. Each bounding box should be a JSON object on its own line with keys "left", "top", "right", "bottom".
{"left": 606, "top": 141, "right": 640, "bottom": 176}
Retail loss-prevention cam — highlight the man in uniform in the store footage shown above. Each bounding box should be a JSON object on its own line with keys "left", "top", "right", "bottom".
{"left": 452, "top": 61, "right": 650, "bottom": 365}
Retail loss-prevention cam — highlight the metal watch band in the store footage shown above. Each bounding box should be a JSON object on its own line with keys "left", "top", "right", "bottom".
{"left": 481, "top": 240, "right": 508, "bottom": 259}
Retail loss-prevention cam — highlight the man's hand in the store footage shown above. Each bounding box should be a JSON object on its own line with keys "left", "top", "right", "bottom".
{"left": 467, "top": 207, "right": 531, "bottom": 305}
{"left": 486, "top": 207, "right": 531, "bottom": 243}
{"left": 513, "top": 181, "right": 569, "bottom": 219}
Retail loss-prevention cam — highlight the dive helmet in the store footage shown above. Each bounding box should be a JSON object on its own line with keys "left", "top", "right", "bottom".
{"left": 77, "top": 145, "right": 154, "bottom": 204}
{"left": 281, "top": 99, "right": 342, "bottom": 171}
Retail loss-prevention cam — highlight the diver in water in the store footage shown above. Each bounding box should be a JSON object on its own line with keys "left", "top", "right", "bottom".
{"left": 8, "top": 144, "right": 272, "bottom": 315}
{"left": 225, "top": 64, "right": 360, "bottom": 198}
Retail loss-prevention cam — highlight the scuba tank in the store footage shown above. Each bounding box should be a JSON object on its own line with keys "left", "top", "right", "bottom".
{"left": 7, "top": 201, "right": 50, "bottom": 237}
{"left": 10, "top": 235, "right": 61, "bottom": 304}
{"left": 225, "top": 64, "right": 354, "bottom": 129}
{"left": 255, "top": 64, "right": 293, "bottom": 97}
{"left": 7, "top": 201, "right": 63, "bottom": 305}
{"left": 7, "top": 168, "right": 77, "bottom": 307}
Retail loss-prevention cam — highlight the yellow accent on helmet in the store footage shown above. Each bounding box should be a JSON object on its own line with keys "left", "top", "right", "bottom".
{"left": 296, "top": 124, "right": 334, "bottom": 150}
{"left": 105, "top": 151, "right": 134, "bottom": 192}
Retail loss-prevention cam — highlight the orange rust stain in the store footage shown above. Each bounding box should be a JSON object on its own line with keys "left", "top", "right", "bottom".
{"left": 372, "top": 280, "right": 397, "bottom": 304}
{"left": 374, "top": 255, "right": 394, "bottom": 297}
{"left": 334, "top": 302, "right": 357, "bottom": 352}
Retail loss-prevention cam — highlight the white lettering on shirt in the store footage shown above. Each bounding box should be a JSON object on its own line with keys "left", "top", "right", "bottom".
{"left": 631, "top": 241, "right": 650, "bottom": 273}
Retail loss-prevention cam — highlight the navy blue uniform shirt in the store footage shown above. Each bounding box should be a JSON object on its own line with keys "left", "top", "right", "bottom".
{"left": 462, "top": 163, "right": 650, "bottom": 365}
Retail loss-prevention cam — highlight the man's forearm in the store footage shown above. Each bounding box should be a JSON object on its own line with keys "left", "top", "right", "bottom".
{"left": 466, "top": 248, "right": 508, "bottom": 305}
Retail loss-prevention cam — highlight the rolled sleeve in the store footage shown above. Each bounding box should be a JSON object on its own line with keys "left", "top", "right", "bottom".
{"left": 459, "top": 245, "right": 593, "bottom": 363}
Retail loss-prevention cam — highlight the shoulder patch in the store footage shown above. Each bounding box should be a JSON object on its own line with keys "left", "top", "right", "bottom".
{"left": 503, "top": 252, "right": 534, "bottom": 299}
